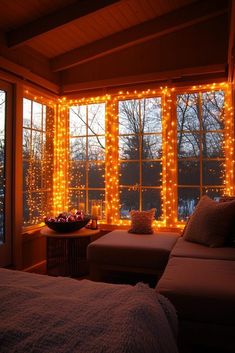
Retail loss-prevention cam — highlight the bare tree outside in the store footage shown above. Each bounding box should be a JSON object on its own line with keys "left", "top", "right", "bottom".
{"left": 68, "top": 103, "right": 105, "bottom": 216}
{"left": 177, "top": 91, "right": 225, "bottom": 219}
{"left": 118, "top": 98, "right": 162, "bottom": 219}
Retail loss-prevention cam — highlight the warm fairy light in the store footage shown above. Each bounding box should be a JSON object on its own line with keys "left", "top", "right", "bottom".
{"left": 23, "top": 81, "right": 234, "bottom": 229}
{"left": 53, "top": 104, "right": 68, "bottom": 214}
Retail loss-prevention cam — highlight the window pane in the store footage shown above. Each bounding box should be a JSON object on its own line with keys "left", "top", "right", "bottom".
{"left": 142, "top": 188, "right": 162, "bottom": 219}
{"left": 23, "top": 98, "right": 31, "bottom": 128}
{"left": 120, "top": 188, "right": 139, "bottom": 219}
{"left": 23, "top": 191, "right": 47, "bottom": 226}
{"left": 42, "top": 105, "right": 46, "bottom": 131}
{"left": 142, "top": 97, "right": 162, "bottom": 133}
{"left": 178, "top": 160, "right": 200, "bottom": 185}
{"left": 178, "top": 187, "right": 200, "bottom": 220}
{"left": 88, "top": 103, "right": 105, "bottom": 135}
{"left": 69, "top": 162, "right": 86, "bottom": 188}
{"left": 69, "top": 106, "right": 86, "bottom": 136}
{"left": 23, "top": 129, "right": 30, "bottom": 159}
{"left": 203, "top": 187, "right": 224, "bottom": 201}
{"left": 142, "top": 162, "right": 162, "bottom": 186}
{"left": 88, "top": 136, "right": 105, "bottom": 160}
{"left": 202, "top": 161, "right": 225, "bottom": 185}
{"left": 178, "top": 133, "right": 200, "bottom": 158}
{"left": 32, "top": 160, "right": 42, "bottom": 190}
{"left": 88, "top": 162, "right": 105, "bottom": 188}
{"left": 120, "top": 162, "right": 139, "bottom": 186}
{"left": 23, "top": 161, "right": 28, "bottom": 192}
{"left": 177, "top": 93, "right": 199, "bottom": 131}
{"left": 88, "top": 190, "right": 105, "bottom": 219}
{"left": 202, "top": 91, "right": 224, "bottom": 131}
{"left": 68, "top": 190, "right": 86, "bottom": 212}
{"left": 119, "top": 100, "right": 140, "bottom": 135}
{"left": 32, "top": 131, "right": 42, "bottom": 159}
{"left": 142, "top": 135, "right": 162, "bottom": 159}
{"left": 202, "top": 132, "right": 224, "bottom": 158}
{"left": 70, "top": 137, "right": 86, "bottom": 161}
{"left": 119, "top": 135, "right": 139, "bottom": 160}
{"left": 32, "top": 101, "right": 42, "bottom": 130}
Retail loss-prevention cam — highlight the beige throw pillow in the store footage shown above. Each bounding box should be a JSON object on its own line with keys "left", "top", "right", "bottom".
{"left": 128, "top": 209, "right": 156, "bottom": 234}
{"left": 183, "top": 195, "right": 235, "bottom": 247}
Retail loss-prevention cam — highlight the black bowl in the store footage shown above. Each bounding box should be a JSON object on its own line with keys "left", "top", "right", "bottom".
{"left": 45, "top": 216, "right": 90, "bottom": 233}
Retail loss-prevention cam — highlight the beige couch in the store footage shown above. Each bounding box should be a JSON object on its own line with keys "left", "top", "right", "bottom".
{"left": 156, "top": 237, "right": 235, "bottom": 353}
{"left": 87, "top": 230, "right": 235, "bottom": 352}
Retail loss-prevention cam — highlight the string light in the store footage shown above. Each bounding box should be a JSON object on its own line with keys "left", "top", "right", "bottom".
{"left": 23, "top": 81, "right": 234, "bottom": 230}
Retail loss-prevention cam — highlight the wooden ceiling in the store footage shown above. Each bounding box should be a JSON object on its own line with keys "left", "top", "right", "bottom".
{"left": 0, "top": 0, "right": 232, "bottom": 94}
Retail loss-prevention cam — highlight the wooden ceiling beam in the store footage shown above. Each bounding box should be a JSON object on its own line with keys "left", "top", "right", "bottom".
{"left": 6, "top": 0, "right": 121, "bottom": 48}
{"left": 51, "top": 0, "right": 228, "bottom": 72}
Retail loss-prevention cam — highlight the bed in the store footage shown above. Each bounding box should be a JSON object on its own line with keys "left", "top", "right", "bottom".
{"left": 0, "top": 268, "right": 178, "bottom": 353}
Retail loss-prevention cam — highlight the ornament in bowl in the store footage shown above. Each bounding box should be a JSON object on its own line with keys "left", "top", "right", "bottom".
{"left": 44, "top": 210, "right": 90, "bottom": 233}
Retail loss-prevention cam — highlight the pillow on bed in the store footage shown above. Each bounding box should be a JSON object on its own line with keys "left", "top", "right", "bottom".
{"left": 183, "top": 195, "right": 235, "bottom": 247}
{"left": 128, "top": 209, "right": 155, "bottom": 234}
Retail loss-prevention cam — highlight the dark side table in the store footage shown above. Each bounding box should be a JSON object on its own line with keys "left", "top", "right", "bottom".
{"left": 40, "top": 227, "right": 100, "bottom": 278}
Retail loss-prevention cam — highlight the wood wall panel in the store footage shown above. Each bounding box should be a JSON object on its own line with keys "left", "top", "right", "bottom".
{"left": 61, "top": 15, "right": 228, "bottom": 89}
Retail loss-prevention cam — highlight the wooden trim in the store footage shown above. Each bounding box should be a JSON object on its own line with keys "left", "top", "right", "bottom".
{"left": 12, "top": 82, "right": 23, "bottom": 269}
{"left": 6, "top": 0, "right": 121, "bottom": 48}
{"left": 51, "top": 0, "right": 227, "bottom": 72}
{"left": 228, "top": 0, "right": 235, "bottom": 82}
{"left": 0, "top": 80, "right": 13, "bottom": 266}
{"left": 0, "top": 56, "right": 60, "bottom": 94}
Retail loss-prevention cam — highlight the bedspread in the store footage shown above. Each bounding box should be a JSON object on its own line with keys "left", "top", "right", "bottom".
{"left": 0, "top": 268, "right": 178, "bottom": 353}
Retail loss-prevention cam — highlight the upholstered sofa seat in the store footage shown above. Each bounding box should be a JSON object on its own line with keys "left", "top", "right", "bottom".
{"left": 87, "top": 230, "right": 179, "bottom": 281}
{"left": 156, "top": 247, "right": 235, "bottom": 352}
{"left": 170, "top": 237, "right": 235, "bottom": 261}
{"left": 156, "top": 256, "right": 235, "bottom": 325}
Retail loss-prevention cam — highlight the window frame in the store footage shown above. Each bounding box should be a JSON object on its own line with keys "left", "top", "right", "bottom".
{"left": 174, "top": 87, "right": 228, "bottom": 221}
{"left": 118, "top": 96, "right": 163, "bottom": 220}
{"left": 0, "top": 80, "right": 13, "bottom": 266}
{"left": 68, "top": 102, "right": 106, "bottom": 218}
{"left": 22, "top": 96, "right": 54, "bottom": 230}
{"left": 64, "top": 83, "right": 235, "bottom": 229}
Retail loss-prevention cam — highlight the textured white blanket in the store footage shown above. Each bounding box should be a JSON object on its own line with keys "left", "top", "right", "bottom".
{"left": 0, "top": 268, "right": 178, "bottom": 353}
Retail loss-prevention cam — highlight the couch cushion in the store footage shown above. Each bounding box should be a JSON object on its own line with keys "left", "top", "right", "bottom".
{"left": 183, "top": 195, "right": 235, "bottom": 247}
{"left": 171, "top": 237, "right": 235, "bottom": 261}
{"left": 156, "top": 257, "right": 235, "bottom": 325}
{"left": 88, "top": 230, "right": 179, "bottom": 270}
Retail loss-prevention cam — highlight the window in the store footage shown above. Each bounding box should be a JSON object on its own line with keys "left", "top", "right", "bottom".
{"left": 23, "top": 98, "right": 54, "bottom": 226}
{"left": 68, "top": 103, "right": 106, "bottom": 218}
{"left": 55, "top": 84, "right": 232, "bottom": 228}
{"left": 177, "top": 90, "right": 225, "bottom": 220}
{"left": 118, "top": 97, "right": 162, "bottom": 219}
